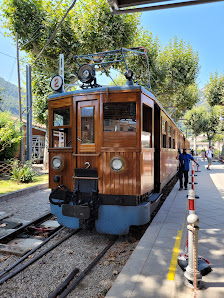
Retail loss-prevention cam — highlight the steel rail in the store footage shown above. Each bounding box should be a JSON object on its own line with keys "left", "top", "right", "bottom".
{"left": 48, "top": 268, "right": 79, "bottom": 298}
{"left": 0, "top": 229, "right": 81, "bottom": 285}
{"left": 0, "top": 212, "right": 53, "bottom": 244}
{"left": 49, "top": 237, "right": 118, "bottom": 298}
{"left": 0, "top": 226, "right": 64, "bottom": 279}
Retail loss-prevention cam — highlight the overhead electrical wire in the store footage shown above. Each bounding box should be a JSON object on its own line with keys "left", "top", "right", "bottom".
{"left": 32, "top": 0, "right": 77, "bottom": 65}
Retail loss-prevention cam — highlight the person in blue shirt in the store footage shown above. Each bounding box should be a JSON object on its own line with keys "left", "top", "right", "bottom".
{"left": 178, "top": 148, "right": 199, "bottom": 190}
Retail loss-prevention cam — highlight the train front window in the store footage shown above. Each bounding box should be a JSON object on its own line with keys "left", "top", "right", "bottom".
{"left": 81, "top": 107, "right": 95, "bottom": 143}
{"left": 53, "top": 108, "right": 70, "bottom": 126}
{"left": 52, "top": 128, "right": 72, "bottom": 147}
{"left": 103, "top": 102, "right": 136, "bottom": 132}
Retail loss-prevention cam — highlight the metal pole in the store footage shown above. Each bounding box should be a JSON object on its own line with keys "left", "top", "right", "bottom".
{"left": 59, "top": 54, "right": 64, "bottom": 92}
{"left": 26, "top": 64, "right": 32, "bottom": 161}
{"left": 184, "top": 213, "right": 202, "bottom": 289}
{"left": 16, "top": 33, "right": 24, "bottom": 162}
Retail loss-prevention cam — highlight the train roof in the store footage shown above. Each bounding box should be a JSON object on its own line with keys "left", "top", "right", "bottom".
{"left": 49, "top": 85, "right": 183, "bottom": 135}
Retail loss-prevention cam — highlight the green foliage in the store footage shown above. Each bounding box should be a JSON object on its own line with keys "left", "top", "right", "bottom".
{"left": 214, "top": 149, "right": 220, "bottom": 157}
{"left": 10, "top": 160, "right": 37, "bottom": 184}
{"left": 184, "top": 105, "right": 224, "bottom": 146}
{"left": 1, "top": 1, "right": 199, "bottom": 122}
{"left": 201, "top": 106, "right": 222, "bottom": 141}
{"left": 2, "top": 0, "right": 140, "bottom": 125}
{"left": 184, "top": 105, "right": 206, "bottom": 137}
{"left": 205, "top": 72, "right": 224, "bottom": 106}
{"left": 156, "top": 38, "right": 199, "bottom": 118}
{"left": 0, "top": 111, "right": 22, "bottom": 161}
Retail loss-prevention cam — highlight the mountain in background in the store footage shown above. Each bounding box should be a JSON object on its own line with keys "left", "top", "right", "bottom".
{"left": 0, "top": 77, "right": 25, "bottom": 116}
{"left": 197, "top": 88, "right": 208, "bottom": 106}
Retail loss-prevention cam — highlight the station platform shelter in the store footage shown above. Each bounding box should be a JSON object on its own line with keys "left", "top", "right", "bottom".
{"left": 106, "top": 158, "right": 224, "bottom": 298}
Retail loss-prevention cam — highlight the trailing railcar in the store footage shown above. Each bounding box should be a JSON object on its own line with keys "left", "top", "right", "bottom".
{"left": 49, "top": 84, "right": 186, "bottom": 235}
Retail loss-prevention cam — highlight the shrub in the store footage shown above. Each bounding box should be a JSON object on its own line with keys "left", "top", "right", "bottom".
{"left": 0, "top": 111, "right": 22, "bottom": 161}
{"left": 11, "top": 160, "right": 36, "bottom": 184}
{"left": 214, "top": 149, "right": 220, "bottom": 157}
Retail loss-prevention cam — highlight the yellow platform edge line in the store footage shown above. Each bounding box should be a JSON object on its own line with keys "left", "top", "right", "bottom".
{"left": 167, "top": 201, "right": 188, "bottom": 281}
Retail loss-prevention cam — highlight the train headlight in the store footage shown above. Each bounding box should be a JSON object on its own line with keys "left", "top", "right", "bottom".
{"left": 51, "top": 156, "right": 64, "bottom": 171}
{"left": 110, "top": 157, "right": 125, "bottom": 173}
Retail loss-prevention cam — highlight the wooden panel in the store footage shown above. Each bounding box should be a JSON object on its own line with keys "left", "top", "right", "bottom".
{"left": 103, "top": 92, "right": 138, "bottom": 102}
{"left": 103, "top": 132, "right": 137, "bottom": 147}
{"left": 98, "top": 151, "right": 141, "bottom": 195}
{"left": 49, "top": 151, "right": 75, "bottom": 191}
{"left": 160, "top": 148, "right": 178, "bottom": 189}
{"left": 49, "top": 97, "right": 72, "bottom": 108}
{"left": 76, "top": 154, "right": 97, "bottom": 169}
{"left": 141, "top": 149, "right": 154, "bottom": 195}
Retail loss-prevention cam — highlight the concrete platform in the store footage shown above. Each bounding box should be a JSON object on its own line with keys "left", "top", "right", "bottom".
{"left": 106, "top": 159, "right": 224, "bottom": 298}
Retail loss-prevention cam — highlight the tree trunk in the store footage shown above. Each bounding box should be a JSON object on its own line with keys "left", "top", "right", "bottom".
{"left": 43, "top": 121, "right": 49, "bottom": 170}
{"left": 193, "top": 135, "right": 197, "bottom": 151}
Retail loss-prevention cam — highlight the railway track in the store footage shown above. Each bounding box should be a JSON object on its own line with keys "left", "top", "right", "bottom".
{"left": 0, "top": 228, "right": 80, "bottom": 285}
{"left": 48, "top": 237, "right": 117, "bottom": 298}
{"left": 0, "top": 212, "right": 56, "bottom": 243}
{"left": 0, "top": 176, "right": 178, "bottom": 297}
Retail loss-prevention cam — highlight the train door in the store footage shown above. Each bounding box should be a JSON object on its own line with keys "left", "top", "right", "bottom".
{"left": 76, "top": 100, "right": 99, "bottom": 154}
{"left": 154, "top": 103, "right": 161, "bottom": 192}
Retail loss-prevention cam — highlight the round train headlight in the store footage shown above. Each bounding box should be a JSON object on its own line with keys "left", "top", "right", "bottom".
{"left": 110, "top": 157, "right": 125, "bottom": 173}
{"left": 51, "top": 155, "right": 64, "bottom": 171}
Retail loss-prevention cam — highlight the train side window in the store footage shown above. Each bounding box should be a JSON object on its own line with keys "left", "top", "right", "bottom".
{"left": 103, "top": 102, "right": 136, "bottom": 132}
{"left": 162, "top": 120, "right": 167, "bottom": 148}
{"left": 53, "top": 108, "right": 70, "bottom": 126}
{"left": 163, "top": 134, "right": 166, "bottom": 148}
{"left": 173, "top": 129, "right": 175, "bottom": 149}
{"left": 142, "top": 104, "right": 152, "bottom": 148}
{"left": 52, "top": 128, "right": 72, "bottom": 147}
{"left": 169, "top": 137, "right": 172, "bottom": 148}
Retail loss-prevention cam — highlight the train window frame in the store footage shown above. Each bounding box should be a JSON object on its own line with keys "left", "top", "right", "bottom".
{"left": 103, "top": 102, "right": 137, "bottom": 132}
{"left": 53, "top": 107, "right": 71, "bottom": 127}
{"left": 162, "top": 119, "right": 167, "bottom": 148}
{"left": 51, "top": 106, "right": 72, "bottom": 148}
{"left": 51, "top": 127, "right": 72, "bottom": 148}
{"left": 80, "top": 106, "right": 95, "bottom": 144}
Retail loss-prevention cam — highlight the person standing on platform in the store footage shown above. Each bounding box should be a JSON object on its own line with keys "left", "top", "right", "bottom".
{"left": 179, "top": 148, "right": 198, "bottom": 190}
{"left": 206, "top": 146, "right": 213, "bottom": 170}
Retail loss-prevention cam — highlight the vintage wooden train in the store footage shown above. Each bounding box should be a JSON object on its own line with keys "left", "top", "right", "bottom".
{"left": 48, "top": 78, "right": 189, "bottom": 234}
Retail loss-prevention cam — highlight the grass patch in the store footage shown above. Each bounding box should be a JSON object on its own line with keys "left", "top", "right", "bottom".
{"left": 0, "top": 174, "right": 48, "bottom": 195}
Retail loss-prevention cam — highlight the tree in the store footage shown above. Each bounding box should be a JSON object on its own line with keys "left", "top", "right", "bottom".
{"left": 118, "top": 35, "right": 200, "bottom": 119}
{"left": 204, "top": 72, "right": 224, "bottom": 106}
{"left": 1, "top": 1, "right": 200, "bottom": 167}
{"left": 200, "top": 106, "right": 223, "bottom": 147}
{"left": 2, "top": 0, "right": 140, "bottom": 167}
{"left": 184, "top": 106, "right": 205, "bottom": 150}
{"left": 0, "top": 111, "right": 22, "bottom": 161}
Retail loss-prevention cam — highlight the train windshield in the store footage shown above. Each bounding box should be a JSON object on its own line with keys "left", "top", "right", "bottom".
{"left": 103, "top": 102, "right": 136, "bottom": 132}
{"left": 53, "top": 108, "right": 70, "bottom": 126}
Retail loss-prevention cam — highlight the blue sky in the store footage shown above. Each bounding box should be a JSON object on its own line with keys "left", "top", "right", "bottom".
{"left": 0, "top": 1, "right": 224, "bottom": 89}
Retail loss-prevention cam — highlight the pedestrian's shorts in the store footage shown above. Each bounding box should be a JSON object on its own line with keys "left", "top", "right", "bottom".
{"left": 208, "top": 158, "right": 212, "bottom": 163}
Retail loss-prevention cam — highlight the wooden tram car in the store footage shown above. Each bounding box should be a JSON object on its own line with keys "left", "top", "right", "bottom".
{"left": 49, "top": 49, "right": 189, "bottom": 235}
{"left": 49, "top": 85, "right": 189, "bottom": 235}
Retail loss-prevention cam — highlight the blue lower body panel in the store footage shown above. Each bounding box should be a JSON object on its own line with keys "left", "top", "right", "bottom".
{"left": 95, "top": 202, "right": 151, "bottom": 235}
{"left": 50, "top": 201, "right": 151, "bottom": 235}
{"left": 50, "top": 203, "right": 80, "bottom": 229}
